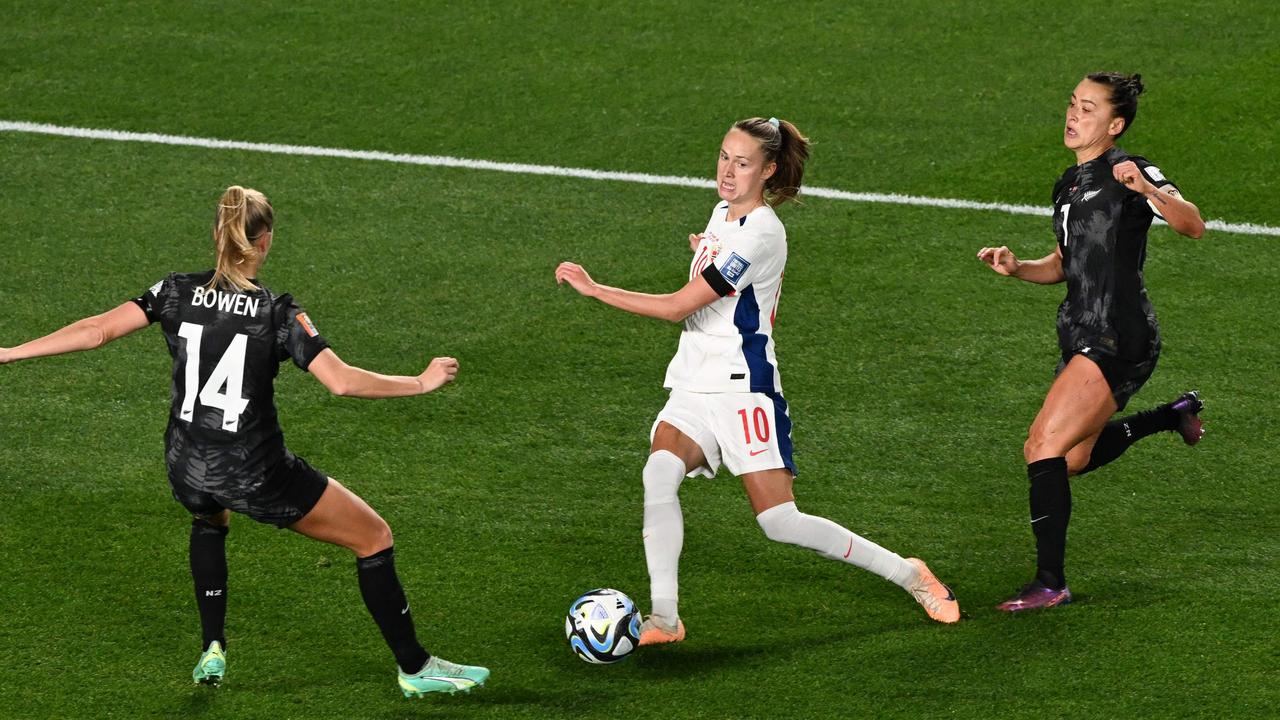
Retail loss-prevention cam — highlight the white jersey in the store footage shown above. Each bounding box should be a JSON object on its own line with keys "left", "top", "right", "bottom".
{"left": 663, "top": 201, "right": 787, "bottom": 394}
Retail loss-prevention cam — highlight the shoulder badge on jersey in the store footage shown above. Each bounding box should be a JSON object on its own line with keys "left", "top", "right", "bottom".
{"left": 1143, "top": 165, "right": 1166, "bottom": 183}
{"left": 296, "top": 312, "right": 319, "bottom": 337}
{"left": 721, "top": 252, "right": 751, "bottom": 284}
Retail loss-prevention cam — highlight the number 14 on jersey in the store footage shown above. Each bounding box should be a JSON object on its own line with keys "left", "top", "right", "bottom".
{"left": 177, "top": 322, "right": 250, "bottom": 432}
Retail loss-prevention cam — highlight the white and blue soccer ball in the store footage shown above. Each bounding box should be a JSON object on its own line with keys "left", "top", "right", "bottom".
{"left": 564, "top": 588, "right": 642, "bottom": 664}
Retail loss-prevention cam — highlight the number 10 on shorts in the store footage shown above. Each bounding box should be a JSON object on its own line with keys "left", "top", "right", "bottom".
{"left": 737, "top": 407, "right": 771, "bottom": 445}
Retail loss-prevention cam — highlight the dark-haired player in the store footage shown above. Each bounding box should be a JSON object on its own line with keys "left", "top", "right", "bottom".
{"left": 558, "top": 118, "right": 960, "bottom": 644}
{"left": 977, "top": 73, "right": 1206, "bottom": 611}
{"left": 0, "top": 185, "right": 488, "bottom": 696}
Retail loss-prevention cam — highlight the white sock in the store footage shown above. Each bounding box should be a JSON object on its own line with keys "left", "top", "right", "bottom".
{"left": 755, "top": 501, "right": 919, "bottom": 589}
{"left": 642, "top": 450, "right": 687, "bottom": 621}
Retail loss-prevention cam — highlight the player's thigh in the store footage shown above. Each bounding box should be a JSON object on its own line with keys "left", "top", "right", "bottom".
{"left": 651, "top": 390, "right": 718, "bottom": 475}
{"left": 204, "top": 508, "right": 231, "bottom": 527}
{"left": 1026, "top": 355, "right": 1117, "bottom": 461}
{"left": 741, "top": 468, "right": 796, "bottom": 515}
{"left": 651, "top": 421, "right": 708, "bottom": 474}
{"left": 289, "top": 478, "right": 392, "bottom": 556}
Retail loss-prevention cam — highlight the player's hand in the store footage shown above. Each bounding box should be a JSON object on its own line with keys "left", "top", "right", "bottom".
{"left": 1112, "top": 160, "right": 1155, "bottom": 196}
{"left": 555, "top": 262, "right": 598, "bottom": 297}
{"left": 689, "top": 233, "right": 704, "bottom": 251}
{"left": 0, "top": 347, "right": 11, "bottom": 365}
{"left": 977, "top": 246, "right": 1020, "bottom": 276}
{"left": 417, "top": 356, "right": 458, "bottom": 393}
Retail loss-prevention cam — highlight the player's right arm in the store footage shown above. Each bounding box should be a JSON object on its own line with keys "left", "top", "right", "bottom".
{"left": 0, "top": 302, "right": 150, "bottom": 364}
{"left": 554, "top": 262, "right": 720, "bottom": 323}
{"left": 976, "top": 245, "right": 1065, "bottom": 284}
{"left": 308, "top": 349, "right": 458, "bottom": 398}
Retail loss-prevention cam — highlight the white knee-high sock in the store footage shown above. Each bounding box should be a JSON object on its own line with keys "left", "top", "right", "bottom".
{"left": 643, "top": 450, "right": 687, "bottom": 621}
{"left": 755, "top": 501, "right": 919, "bottom": 589}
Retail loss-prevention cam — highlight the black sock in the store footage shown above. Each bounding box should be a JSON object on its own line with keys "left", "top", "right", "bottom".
{"left": 189, "top": 518, "right": 229, "bottom": 651}
{"left": 1027, "top": 457, "right": 1070, "bottom": 589}
{"left": 1080, "top": 404, "right": 1181, "bottom": 474}
{"left": 356, "top": 547, "right": 430, "bottom": 673}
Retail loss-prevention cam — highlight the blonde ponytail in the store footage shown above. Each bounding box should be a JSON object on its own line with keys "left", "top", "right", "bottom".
{"left": 209, "top": 185, "right": 273, "bottom": 292}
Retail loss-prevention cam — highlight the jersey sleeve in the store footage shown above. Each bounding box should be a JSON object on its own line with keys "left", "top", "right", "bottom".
{"left": 130, "top": 276, "right": 170, "bottom": 324}
{"left": 275, "top": 295, "right": 331, "bottom": 371}
{"left": 703, "top": 229, "right": 774, "bottom": 297}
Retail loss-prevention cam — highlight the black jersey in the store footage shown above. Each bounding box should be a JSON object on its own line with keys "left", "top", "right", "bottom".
{"left": 1051, "top": 146, "right": 1178, "bottom": 362}
{"left": 131, "top": 271, "right": 330, "bottom": 494}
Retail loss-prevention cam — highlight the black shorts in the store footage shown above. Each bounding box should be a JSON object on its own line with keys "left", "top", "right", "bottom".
{"left": 169, "top": 451, "right": 330, "bottom": 528}
{"left": 1056, "top": 347, "right": 1157, "bottom": 412}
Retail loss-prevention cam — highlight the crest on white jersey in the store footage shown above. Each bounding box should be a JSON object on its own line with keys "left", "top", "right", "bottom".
{"left": 722, "top": 253, "right": 751, "bottom": 284}
{"left": 706, "top": 233, "right": 724, "bottom": 262}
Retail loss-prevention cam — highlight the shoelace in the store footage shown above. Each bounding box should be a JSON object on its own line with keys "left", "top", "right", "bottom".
{"left": 910, "top": 582, "right": 942, "bottom": 613}
{"left": 641, "top": 615, "right": 678, "bottom": 633}
{"left": 426, "top": 659, "right": 469, "bottom": 677}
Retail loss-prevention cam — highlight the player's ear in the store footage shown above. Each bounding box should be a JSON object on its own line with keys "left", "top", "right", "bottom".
{"left": 256, "top": 231, "right": 273, "bottom": 255}
{"left": 762, "top": 161, "right": 777, "bottom": 181}
{"left": 1108, "top": 116, "right": 1126, "bottom": 138}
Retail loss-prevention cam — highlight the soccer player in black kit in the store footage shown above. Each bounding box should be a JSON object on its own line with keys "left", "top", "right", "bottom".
{"left": 0, "top": 185, "right": 488, "bottom": 696}
{"left": 977, "top": 73, "right": 1207, "bottom": 611}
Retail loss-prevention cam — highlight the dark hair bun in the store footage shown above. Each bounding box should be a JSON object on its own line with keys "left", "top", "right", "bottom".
{"left": 1125, "top": 73, "right": 1145, "bottom": 98}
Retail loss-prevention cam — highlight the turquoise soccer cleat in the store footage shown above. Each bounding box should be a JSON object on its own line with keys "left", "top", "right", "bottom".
{"left": 192, "top": 641, "right": 226, "bottom": 686}
{"left": 398, "top": 656, "right": 490, "bottom": 697}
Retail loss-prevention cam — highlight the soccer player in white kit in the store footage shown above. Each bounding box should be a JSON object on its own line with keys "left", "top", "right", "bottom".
{"left": 556, "top": 117, "right": 960, "bottom": 644}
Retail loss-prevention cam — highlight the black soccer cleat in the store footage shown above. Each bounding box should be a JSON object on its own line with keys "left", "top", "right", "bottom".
{"left": 1168, "top": 390, "right": 1204, "bottom": 446}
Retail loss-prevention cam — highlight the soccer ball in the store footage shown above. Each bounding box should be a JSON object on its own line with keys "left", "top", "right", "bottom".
{"left": 564, "top": 588, "right": 642, "bottom": 664}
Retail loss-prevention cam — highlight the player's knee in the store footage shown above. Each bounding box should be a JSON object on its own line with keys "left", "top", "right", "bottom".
{"left": 354, "top": 517, "right": 393, "bottom": 557}
{"left": 191, "top": 515, "right": 230, "bottom": 536}
{"left": 1023, "top": 429, "right": 1057, "bottom": 463}
{"left": 642, "top": 450, "right": 685, "bottom": 505}
{"left": 756, "top": 501, "right": 802, "bottom": 544}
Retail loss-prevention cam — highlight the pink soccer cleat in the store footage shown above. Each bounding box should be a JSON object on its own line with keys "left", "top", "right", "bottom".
{"left": 906, "top": 558, "right": 961, "bottom": 624}
{"left": 638, "top": 615, "right": 686, "bottom": 646}
{"left": 996, "top": 581, "right": 1073, "bottom": 612}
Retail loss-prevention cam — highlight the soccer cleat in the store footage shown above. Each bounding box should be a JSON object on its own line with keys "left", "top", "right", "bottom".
{"left": 905, "top": 558, "right": 960, "bottom": 624}
{"left": 398, "top": 656, "right": 489, "bottom": 697}
{"left": 192, "top": 641, "right": 226, "bottom": 686}
{"left": 638, "top": 615, "right": 686, "bottom": 646}
{"left": 1168, "top": 390, "right": 1205, "bottom": 446}
{"left": 996, "top": 581, "right": 1073, "bottom": 612}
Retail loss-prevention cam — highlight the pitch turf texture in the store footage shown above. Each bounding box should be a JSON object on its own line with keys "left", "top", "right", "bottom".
{"left": 1, "top": 2, "right": 1276, "bottom": 718}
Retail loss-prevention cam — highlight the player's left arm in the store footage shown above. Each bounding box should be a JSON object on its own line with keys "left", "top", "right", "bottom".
{"left": 555, "top": 262, "right": 720, "bottom": 323}
{"left": 0, "top": 302, "right": 150, "bottom": 364}
{"left": 1112, "top": 160, "right": 1205, "bottom": 239}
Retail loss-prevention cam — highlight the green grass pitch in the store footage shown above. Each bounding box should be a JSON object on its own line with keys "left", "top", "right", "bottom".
{"left": 1, "top": 2, "right": 1276, "bottom": 718}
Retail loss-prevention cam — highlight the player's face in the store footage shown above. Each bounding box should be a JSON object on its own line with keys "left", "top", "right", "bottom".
{"left": 1064, "top": 79, "right": 1125, "bottom": 151}
{"left": 717, "top": 129, "right": 776, "bottom": 206}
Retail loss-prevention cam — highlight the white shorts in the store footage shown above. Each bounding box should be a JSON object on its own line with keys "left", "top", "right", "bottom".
{"left": 650, "top": 389, "right": 796, "bottom": 479}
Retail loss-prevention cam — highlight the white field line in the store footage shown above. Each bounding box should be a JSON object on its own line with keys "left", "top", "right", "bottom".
{"left": 2, "top": 120, "right": 1275, "bottom": 237}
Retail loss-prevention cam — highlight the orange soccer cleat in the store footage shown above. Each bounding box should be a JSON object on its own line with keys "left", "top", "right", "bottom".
{"left": 638, "top": 615, "right": 686, "bottom": 646}
{"left": 905, "top": 558, "right": 961, "bottom": 624}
